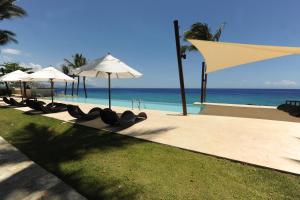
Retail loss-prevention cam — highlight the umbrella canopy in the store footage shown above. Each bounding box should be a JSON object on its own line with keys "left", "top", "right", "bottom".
{"left": 25, "top": 67, "right": 75, "bottom": 82}
{"left": 0, "top": 70, "right": 30, "bottom": 99}
{"left": 78, "top": 54, "right": 142, "bottom": 108}
{"left": 77, "top": 54, "right": 142, "bottom": 78}
{"left": 24, "top": 67, "right": 75, "bottom": 103}
{"left": 0, "top": 70, "right": 30, "bottom": 82}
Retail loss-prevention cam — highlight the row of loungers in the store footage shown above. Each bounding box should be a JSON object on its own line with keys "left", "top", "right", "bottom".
{"left": 3, "top": 97, "right": 68, "bottom": 113}
{"left": 67, "top": 105, "right": 147, "bottom": 127}
{"left": 3, "top": 97, "right": 27, "bottom": 107}
{"left": 277, "top": 100, "right": 300, "bottom": 117}
{"left": 2, "top": 97, "right": 147, "bottom": 127}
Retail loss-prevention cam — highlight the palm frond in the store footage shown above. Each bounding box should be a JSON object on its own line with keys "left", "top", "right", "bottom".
{"left": 0, "top": 29, "right": 17, "bottom": 45}
{"left": 213, "top": 22, "right": 226, "bottom": 42}
{"left": 61, "top": 65, "right": 70, "bottom": 75}
{"left": 0, "top": 0, "right": 26, "bottom": 20}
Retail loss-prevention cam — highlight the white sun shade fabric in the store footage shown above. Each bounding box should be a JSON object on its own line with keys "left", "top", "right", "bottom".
{"left": 188, "top": 39, "right": 300, "bottom": 73}
{"left": 78, "top": 54, "right": 143, "bottom": 78}
{"left": 25, "top": 67, "right": 75, "bottom": 82}
{"left": 0, "top": 70, "right": 30, "bottom": 82}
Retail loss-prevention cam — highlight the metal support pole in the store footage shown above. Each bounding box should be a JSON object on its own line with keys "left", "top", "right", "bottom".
{"left": 204, "top": 73, "right": 208, "bottom": 102}
{"left": 173, "top": 20, "right": 187, "bottom": 116}
{"left": 200, "top": 62, "right": 205, "bottom": 103}
{"left": 108, "top": 73, "right": 111, "bottom": 109}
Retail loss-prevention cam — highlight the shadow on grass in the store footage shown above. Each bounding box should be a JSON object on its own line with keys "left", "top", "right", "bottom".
{"left": 0, "top": 105, "right": 16, "bottom": 109}
{"left": 3, "top": 121, "right": 170, "bottom": 199}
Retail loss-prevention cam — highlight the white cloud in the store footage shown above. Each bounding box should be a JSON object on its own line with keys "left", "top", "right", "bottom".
{"left": 1, "top": 48, "right": 22, "bottom": 55}
{"left": 20, "top": 62, "right": 43, "bottom": 72}
{"left": 265, "top": 80, "right": 297, "bottom": 87}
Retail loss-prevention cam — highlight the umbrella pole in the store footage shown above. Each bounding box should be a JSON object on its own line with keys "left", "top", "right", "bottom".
{"left": 5, "top": 82, "right": 10, "bottom": 97}
{"left": 108, "top": 73, "right": 111, "bottom": 109}
{"left": 23, "top": 82, "right": 27, "bottom": 98}
{"left": 20, "top": 81, "right": 23, "bottom": 101}
{"left": 50, "top": 79, "right": 54, "bottom": 105}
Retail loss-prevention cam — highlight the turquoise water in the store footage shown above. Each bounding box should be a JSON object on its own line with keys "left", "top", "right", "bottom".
{"left": 54, "top": 88, "right": 300, "bottom": 113}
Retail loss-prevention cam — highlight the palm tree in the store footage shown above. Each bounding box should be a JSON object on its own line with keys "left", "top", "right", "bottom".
{"left": 0, "top": 0, "right": 27, "bottom": 45}
{"left": 181, "top": 22, "right": 225, "bottom": 54}
{"left": 181, "top": 22, "right": 225, "bottom": 103}
{"left": 0, "top": 62, "right": 30, "bottom": 96}
{"left": 0, "top": 62, "right": 31, "bottom": 73}
{"left": 61, "top": 65, "right": 70, "bottom": 95}
{"left": 64, "top": 53, "right": 87, "bottom": 96}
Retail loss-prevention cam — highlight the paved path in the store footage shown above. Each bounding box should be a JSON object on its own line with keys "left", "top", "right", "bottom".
{"left": 0, "top": 137, "right": 86, "bottom": 200}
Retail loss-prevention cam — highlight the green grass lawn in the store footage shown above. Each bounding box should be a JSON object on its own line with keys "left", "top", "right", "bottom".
{"left": 0, "top": 107, "right": 299, "bottom": 199}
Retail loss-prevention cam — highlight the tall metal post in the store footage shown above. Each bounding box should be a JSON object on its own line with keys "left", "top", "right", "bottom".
{"left": 200, "top": 62, "right": 205, "bottom": 103}
{"left": 173, "top": 20, "right": 187, "bottom": 116}
{"left": 204, "top": 73, "right": 208, "bottom": 102}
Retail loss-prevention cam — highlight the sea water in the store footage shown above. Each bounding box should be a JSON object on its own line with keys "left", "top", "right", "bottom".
{"left": 54, "top": 88, "right": 300, "bottom": 113}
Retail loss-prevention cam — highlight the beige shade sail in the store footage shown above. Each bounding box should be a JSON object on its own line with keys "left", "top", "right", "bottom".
{"left": 188, "top": 39, "right": 300, "bottom": 73}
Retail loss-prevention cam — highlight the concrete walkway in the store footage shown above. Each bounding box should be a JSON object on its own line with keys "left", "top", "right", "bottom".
{"left": 13, "top": 100, "right": 300, "bottom": 175}
{"left": 0, "top": 137, "right": 86, "bottom": 200}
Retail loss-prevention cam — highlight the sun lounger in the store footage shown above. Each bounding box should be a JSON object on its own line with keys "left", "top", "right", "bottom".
{"left": 36, "top": 102, "right": 68, "bottom": 113}
{"left": 26, "top": 99, "right": 46, "bottom": 110}
{"left": 2, "top": 97, "right": 12, "bottom": 105}
{"left": 277, "top": 103, "right": 300, "bottom": 117}
{"left": 67, "top": 105, "right": 102, "bottom": 120}
{"left": 10, "top": 98, "right": 26, "bottom": 107}
{"left": 100, "top": 108, "right": 147, "bottom": 126}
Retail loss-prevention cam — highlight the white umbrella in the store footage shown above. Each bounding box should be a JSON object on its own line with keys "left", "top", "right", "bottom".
{"left": 25, "top": 67, "right": 75, "bottom": 103}
{"left": 0, "top": 70, "right": 30, "bottom": 99}
{"left": 78, "top": 53, "right": 142, "bottom": 109}
{"left": 0, "top": 70, "right": 30, "bottom": 82}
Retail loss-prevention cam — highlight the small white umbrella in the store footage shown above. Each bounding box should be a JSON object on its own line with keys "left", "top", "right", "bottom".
{"left": 78, "top": 53, "right": 142, "bottom": 109}
{"left": 0, "top": 70, "right": 30, "bottom": 82}
{"left": 0, "top": 70, "right": 30, "bottom": 99}
{"left": 25, "top": 67, "right": 75, "bottom": 103}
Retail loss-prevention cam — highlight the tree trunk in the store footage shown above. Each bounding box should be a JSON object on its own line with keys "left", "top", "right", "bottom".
{"left": 76, "top": 76, "right": 80, "bottom": 96}
{"left": 83, "top": 76, "right": 87, "bottom": 98}
{"left": 71, "top": 75, "right": 75, "bottom": 96}
{"left": 64, "top": 82, "right": 68, "bottom": 95}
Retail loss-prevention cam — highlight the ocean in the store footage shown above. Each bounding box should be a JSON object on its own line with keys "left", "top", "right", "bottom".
{"left": 54, "top": 88, "right": 300, "bottom": 113}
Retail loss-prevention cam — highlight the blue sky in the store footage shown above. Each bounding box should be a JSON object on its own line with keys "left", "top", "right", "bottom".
{"left": 1, "top": 0, "right": 300, "bottom": 88}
